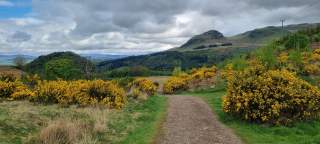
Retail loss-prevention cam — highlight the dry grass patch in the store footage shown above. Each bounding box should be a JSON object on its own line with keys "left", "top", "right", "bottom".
{"left": 0, "top": 66, "right": 23, "bottom": 78}
{"left": 0, "top": 96, "right": 167, "bottom": 144}
{"left": 39, "top": 120, "right": 97, "bottom": 144}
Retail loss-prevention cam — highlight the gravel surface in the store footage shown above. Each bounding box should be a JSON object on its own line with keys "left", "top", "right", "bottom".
{"left": 156, "top": 95, "right": 243, "bottom": 144}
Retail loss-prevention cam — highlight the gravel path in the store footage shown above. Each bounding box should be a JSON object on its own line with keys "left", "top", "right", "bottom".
{"left": 156, "top": 95, "right": 243, "bottom": 144}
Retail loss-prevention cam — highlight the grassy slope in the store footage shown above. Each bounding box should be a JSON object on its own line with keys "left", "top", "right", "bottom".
{"left": 0, "top": 96, "right": 167, "bottom": 144}
{"left": 186, "top": 86, "right": 320, "bottom": 144}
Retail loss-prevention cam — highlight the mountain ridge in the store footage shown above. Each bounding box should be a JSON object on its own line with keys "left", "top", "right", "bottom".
{"left": 175, "top": 22, "right": 320, "bottom": 51}
{"left": 97, "top": 22, "right": 320, "bottom": 71}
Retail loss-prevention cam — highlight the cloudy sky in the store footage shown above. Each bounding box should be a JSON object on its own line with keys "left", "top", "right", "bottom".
{"left": 0, "top": 0, "right": 319, "bottom": 55}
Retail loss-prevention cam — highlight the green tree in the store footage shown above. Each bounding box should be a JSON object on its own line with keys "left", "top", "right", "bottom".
{"left": 314, "top": 33, "right": 320, "bottom": 42}
{"left": 45, "top": 59, "right": 82, "bottom": 80}
{"left": 13, "top": 55, "right": 26, "bottom": 69}
{"left": 284, "top": 34, "right": 310, "bottom": 51}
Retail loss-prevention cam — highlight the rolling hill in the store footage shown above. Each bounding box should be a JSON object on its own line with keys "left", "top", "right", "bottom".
{"left": 24, "top": 52, "right": 95, "bottom": 79}
{"left": 97, "top": 23, "right": 320, "bottom": 72}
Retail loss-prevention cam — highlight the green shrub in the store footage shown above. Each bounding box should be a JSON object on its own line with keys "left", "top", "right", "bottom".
{"left": 284, "top": 34, "right": 310, "bottom": 51}
{"left": 256, "top": 44, "right": 278, "bottom": 69}
{"left": 229, "top": 55, "right": 248, "bottom": 71}
{"left": 312, "top": 33, "right": 320, "bottom": 42}
{"left": 45, "top": 59, "right": 83, "bottom": 80}
{"left": 113, "top": 77, "right": 135, "bottom": 90}
{"left": 105, "top": 66, "right": 151, "bottom": 78}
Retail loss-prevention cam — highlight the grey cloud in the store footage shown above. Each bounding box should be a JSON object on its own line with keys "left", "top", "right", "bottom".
{"left": 1, "top": 0, "right": 320, "bottom": 55}
{"left": 33, "top": 0, "right": 190, "bottom": 37}
{"left": 246, "top": 0, "right": 320, "bottom": 9}
{"left": 7, "top": 31, "right": 32, "bottom": 42}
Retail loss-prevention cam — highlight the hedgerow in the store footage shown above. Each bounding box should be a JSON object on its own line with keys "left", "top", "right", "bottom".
{"left": 223, "top": 65, "right": 320, "bottom": 125}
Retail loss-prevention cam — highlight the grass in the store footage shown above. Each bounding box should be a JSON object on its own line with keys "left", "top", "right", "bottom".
{"left": 186, "top": 85, "right": 320, "bottom": 144}
{"left": 112, "top": 96, "right": 167, "bottom": 144}
{"left": 0, "top": 95, "right": 167, "bottom": 144}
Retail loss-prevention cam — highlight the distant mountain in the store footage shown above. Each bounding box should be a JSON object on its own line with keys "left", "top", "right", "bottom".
{"left": 98, "top": 23, "right": 320, "bottom": 72}
{"left": 0, "top": 55, "right": 36, "bottom": 66}
{"left": 80, "top": 54, "right": 128, "bottom": 63}
{"left": 175, "top": 23, "right": 320, "bottom": 51}
{"left": 181, "top": 30, "right": 226, "bottom": 48}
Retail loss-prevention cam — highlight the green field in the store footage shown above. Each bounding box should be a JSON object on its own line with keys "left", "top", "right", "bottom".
{"left": 0, "top": 96, "right": 167, "bottom": 144}
{"left": 186, "top": 86, "right": 320, "bottom": 144}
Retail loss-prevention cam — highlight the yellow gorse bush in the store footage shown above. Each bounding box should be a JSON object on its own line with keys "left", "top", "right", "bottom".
{"left": 223, "top": 65, "right": 320, "bottom": 125}
{"left": 0, "top": 80, "right": 34, "bottom": 100}
{"left": 163, "top": 65, "right": 217, "bottom": 94}
{"left": 277, "top": 52, "right": 289, "bottom": 66}
{"left": 23, "top": 74, "right": 41, "bottom": 88}
{"left": 0, "top": 73, "right": 17, "bottom": 82}
{"left": 163, "top": 74, "right": 190, "bottom": 94}
{"left": 82, "top": 80, "right": 126, "bottom": 108}
{"left": 129, "top": 78, "right": 158, "bottom": 97}
{"left": 31, "top": 80, "right": 72, "bottom": 105}
{"left": 188, "top": 66, "right": 217, "bottom": 89}
{"left": 30, "top": 80, "right": 126, "bottom": 108}
{"left": 303, "top": 49, "right": 320, "bottom": 75}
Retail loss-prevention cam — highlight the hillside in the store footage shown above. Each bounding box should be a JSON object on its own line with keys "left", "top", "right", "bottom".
{"left": 97, "top": 47, "right": 251, "bottom": 72}
{"left": 98, "top": 23, "right": 320, "bottom": 72}
{"left": 175, "top": 23, "right": 320, "bottom": 51}
{"left": 24, "top": 52, "right": 94, "bottom": 79}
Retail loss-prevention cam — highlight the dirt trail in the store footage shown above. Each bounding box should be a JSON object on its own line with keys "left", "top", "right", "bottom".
{"left": 156, "top": 95, "right": 242, "bottom": 144}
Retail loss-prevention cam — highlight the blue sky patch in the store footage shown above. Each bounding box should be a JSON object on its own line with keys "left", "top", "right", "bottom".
{"left": 0, "top": 0, "right": 32, "bottom": 19}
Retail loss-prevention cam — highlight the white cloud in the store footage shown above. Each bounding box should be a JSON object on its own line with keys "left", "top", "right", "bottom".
{"left": 0, "top": 0, "right": 319, "bottom": 55}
